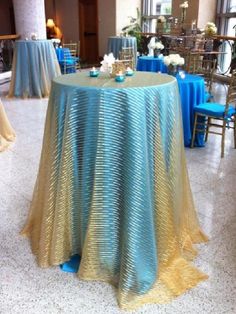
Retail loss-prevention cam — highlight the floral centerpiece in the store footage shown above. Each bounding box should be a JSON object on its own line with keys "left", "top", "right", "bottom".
{"left": 163, "top": 54, "right": 185, "bottom": 76}
{"left": 204, "top": 22, "right": 217, "bottom": 36}
{"left": 150, "top": 41, "right": 164, "bottom": 58}
{"left": 156, "top": 15, "right": 166, "bottom": 34}
{"left": 100, "top": 53, "right": 116, "bottom": 75}
{"left": 180, "top": 1, "right": 188, "bottom": 24}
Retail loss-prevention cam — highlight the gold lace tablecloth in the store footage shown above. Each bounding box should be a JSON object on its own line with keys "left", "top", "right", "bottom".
{"left": 22, "top": 71, "right": 208, "bottom": 310}
{"left": 0, "top": 100, "right": 16, "bottom": 152}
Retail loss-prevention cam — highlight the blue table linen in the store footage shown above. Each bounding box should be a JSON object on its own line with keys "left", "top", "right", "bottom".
{"left": 137, "top": 56, "right": 168, "bottom": 73}
{"left": 177, "top": 74, "right": 205, "bottom": 147}
{"left": 107, "top": 36, "right": 137, "bottom": 65}
{"left": 9, "top": 40, "right": 61, "bottom": 98}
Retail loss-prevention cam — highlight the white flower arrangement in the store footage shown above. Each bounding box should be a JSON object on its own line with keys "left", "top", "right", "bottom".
{"left": 180, "top": 1, "right": 188, "bottom": 8}
{"left": 100, "top": 53, "right": 116, "bottom": 73}
{"left": 157, "top": 16, "right": 166, "bottom": 23}
{"left": 204, "top": 22, "right": 217, "bottom": 36}
{"left": 163, "top": 54, "right": 185, "bottom": 67}
{"left": 31, "top": 33, "right": 37, "bottom": 40}
{"left": 150, "top": 41, "right": 164, "bottom": 50}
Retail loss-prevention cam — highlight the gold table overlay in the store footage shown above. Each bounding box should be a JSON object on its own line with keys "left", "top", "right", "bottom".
{"left": 0, "top": 99, "right": 16, "bottom": 152}
{"left": 22, "top": 72, "right": 208, "bottom": 310}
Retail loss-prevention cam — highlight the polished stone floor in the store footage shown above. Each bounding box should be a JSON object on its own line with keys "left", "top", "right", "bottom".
{"left": 0, "top": 82, "right": 236, "bottom": 314}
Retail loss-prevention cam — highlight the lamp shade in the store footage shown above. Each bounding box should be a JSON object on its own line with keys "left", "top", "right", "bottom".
{"left": 46, "top": 19, "right": 55, "bottom": 28}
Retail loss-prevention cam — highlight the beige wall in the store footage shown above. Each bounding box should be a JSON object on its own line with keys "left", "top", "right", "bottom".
{"left": 98, "top": 0, "right": 116, "bottom": 57}
{"left": 55, "top": 0, "right": 79, "bottom": 43}
{"left": 198, "top": 0, "right": 217, "bottom": 29}
{"left": 98, "top": 0, "right": 141, "bottom": 57}
{"left": 116, "top": 0, "right": 141, "bottom": 35}
{"left": 172, "top": 0, "right": 199, "bottom": 24}
{"left": 172, "top": 0, "right": 217, "bottom": 29}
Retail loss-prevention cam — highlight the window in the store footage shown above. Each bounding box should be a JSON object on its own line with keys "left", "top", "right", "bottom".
{"left": 142, "top": 0, "right": 172, "bottom": 33}
{"left": 216, "top": 0, "right": 236, "bottom": 74}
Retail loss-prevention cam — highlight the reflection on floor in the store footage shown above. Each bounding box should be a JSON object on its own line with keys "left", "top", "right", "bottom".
{"left": 0, "top": 82, "right": 236, "bottom": 314}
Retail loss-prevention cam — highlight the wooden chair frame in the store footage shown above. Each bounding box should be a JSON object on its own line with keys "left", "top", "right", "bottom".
{"left": 191, "top": 70, "right": 236, "bottom": 158}
{"left": 62, "top": 42, "right": 81, "bottom": 73}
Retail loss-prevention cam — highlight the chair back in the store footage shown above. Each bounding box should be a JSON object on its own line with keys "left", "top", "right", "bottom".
{"left": 119, "top": 47, "right": 135, "bottom": 70}
{"left": 226, "top": 70, "right": 236, "bottom": 115}
{"left": 62, "top": 42, "right": 81, "bottom": 73}
{"left": 187, "top": 57, "right": 216, "bottom": 94}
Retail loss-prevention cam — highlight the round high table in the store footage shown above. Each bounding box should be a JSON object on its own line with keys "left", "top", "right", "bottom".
{"left": 9, "top": 40, "right": 61, "bottom": 98}
{"left": 21, "top": 71, "right": 208, "bottom": 311}
{"left": 107, "top": 36, "right": 137, "bottom": 65}
{"left": 137, "top": 56, "right": 168, "bottom": 73}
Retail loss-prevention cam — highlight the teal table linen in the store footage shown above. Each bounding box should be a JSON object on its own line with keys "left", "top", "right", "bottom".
{"left": 9, "top": 40, "right": 61, "bottom": 98}
{"left": 22, "top": 71, "right": 208, "bottom": 310}
{"left": 137, "top": 56, "right": 168, "bottom": 73}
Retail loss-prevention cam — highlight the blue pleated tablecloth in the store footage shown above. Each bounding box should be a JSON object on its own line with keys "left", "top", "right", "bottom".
{"left": 9, "top": 40, "right": 61, "bottom": 98}
{"left": 21, "top": 71, "right": 208, "bottom": 310}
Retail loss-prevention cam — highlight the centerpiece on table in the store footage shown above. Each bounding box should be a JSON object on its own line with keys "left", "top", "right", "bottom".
{"left": 180, "top": 1, "right": 188, "bottom": 24}
{"left": 204, "top": 22, "right": 217, "bottom": 37}
{"left": 204, "top": 22, "right": 217, "bottom": 51}
{"left": 163, "top": 54, "right": 185, "bottom": 76}
{"left": 100, "top": 53, "right": 116, "bottom": 76}
{"left": 151, "top": 41, "right": 164, "bottom": 58}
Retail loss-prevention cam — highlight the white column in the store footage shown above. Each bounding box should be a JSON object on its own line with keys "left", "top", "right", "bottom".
{"left": 13, "top": 0, "right": 47, "bottom": 39}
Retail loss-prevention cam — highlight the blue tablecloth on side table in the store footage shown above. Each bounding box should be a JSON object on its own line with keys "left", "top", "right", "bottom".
{"left": 9, "top": 40, "right": 61, "bottom": 98}
{"left": 176, "top": 74, "right": 205, "bottom": 147}
{"left": 137, "top": 56, "right": 168, "bottom": 73}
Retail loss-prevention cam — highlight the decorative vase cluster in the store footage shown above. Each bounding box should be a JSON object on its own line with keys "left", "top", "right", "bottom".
{"left": 180, "top": 1, "right": 188, "bottom": 24}
{"left": 100, "top": 53, "right": 116, "bottom": 74}
{"left": 151, "top": 41, "right": 164, "bottom": 58}
{"left": 156, "top": 15, "right": 166, "bottom": 34}
{"left": 163, "top": 54, "right": 185, "bottom": 76}
{"left": 204, "top": 22, "right": 217, "bottom": 36}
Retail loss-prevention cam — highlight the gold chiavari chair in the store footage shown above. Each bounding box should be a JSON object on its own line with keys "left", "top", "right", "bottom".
{"left": 191, "top": 70, "right": 236, "bottom": 158}
{"left": 62, "top": 42, "right": 81, "bottom": 74}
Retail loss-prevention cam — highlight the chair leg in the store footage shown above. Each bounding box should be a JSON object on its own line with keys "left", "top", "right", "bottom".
{"left": 205, "top": 117, "right": 210, "bottom": 142}
{"left": 221, "top": 120, "right": 226, "bottom": 158}
{"left": 191, "top": 113, "right": 198, "bottom": 148}
{"left": 234, "top": 115, "right": 236, "bottom": 149}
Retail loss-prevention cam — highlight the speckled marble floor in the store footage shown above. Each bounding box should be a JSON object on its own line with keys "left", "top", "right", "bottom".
{"left": 0, "top": 81, "right": 236, "bottom": 314}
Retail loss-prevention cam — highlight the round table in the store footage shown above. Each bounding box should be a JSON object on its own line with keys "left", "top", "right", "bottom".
{"left": 107, "top": 36, "right": 137, "bottom": 64}
{"left": 21, "top": 71, "right": 207, "bottom": 311}
{"left": 137, "top": 56, "right": 168, "bottom": 73}
{"left": 9, "top": 40, "right": 61, "bottom": 98}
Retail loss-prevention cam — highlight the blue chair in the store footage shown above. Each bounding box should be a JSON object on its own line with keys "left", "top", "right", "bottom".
{"left": 191, "top": 70, "right": 236, "bottom": 158}
{"left": 57, "top": 43, "right": 80, "bottom": 74}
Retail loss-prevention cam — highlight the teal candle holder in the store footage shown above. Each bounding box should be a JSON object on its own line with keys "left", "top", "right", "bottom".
{"left": 89, "top": 70, "right": 99, "bottom": 77}
{"left": 115, "top": 75, "right": 125, "bottom": 82}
